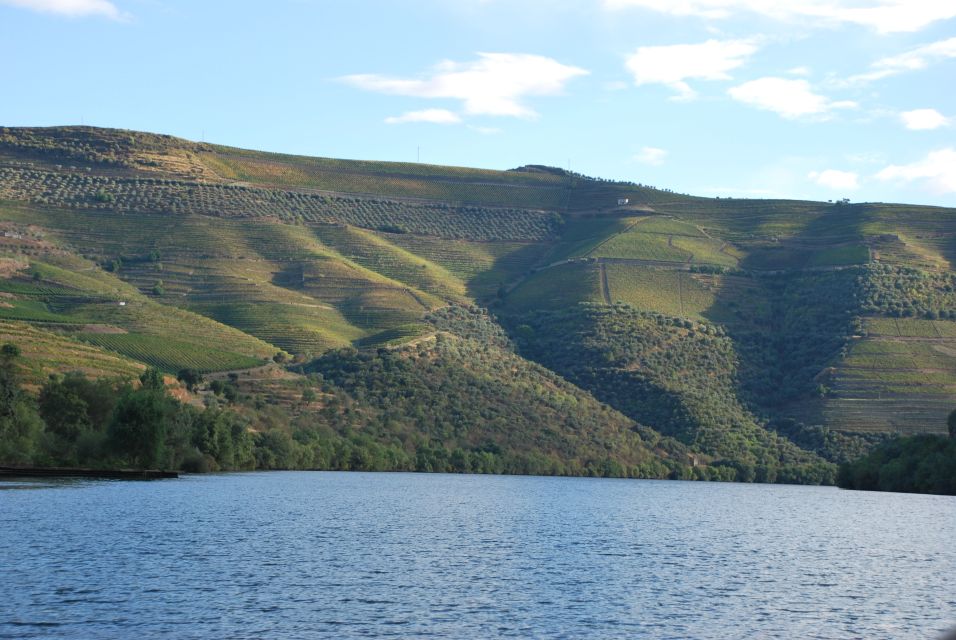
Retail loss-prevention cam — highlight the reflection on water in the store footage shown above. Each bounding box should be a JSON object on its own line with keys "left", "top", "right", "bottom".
{"left": 1, "top": 472, "right": 954, "bottom": 639}
{"left": 0, "top": 478, "right": 84, "bottom": 491}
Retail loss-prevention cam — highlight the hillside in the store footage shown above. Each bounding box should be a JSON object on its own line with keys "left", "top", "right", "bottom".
{"left": 1, "top": 125, "right": 955, "bottom": 480}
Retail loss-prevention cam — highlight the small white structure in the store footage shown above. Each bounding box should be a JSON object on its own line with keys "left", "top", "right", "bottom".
{"left": 118, "top": 301, "right": 127, "bottom": 306}
{"left": 617, "top": 198, "right": 630, "bottom": 206}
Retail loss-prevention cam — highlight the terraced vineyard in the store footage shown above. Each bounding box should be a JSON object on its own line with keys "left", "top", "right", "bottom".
{"left": 4, "top": 125, "right": 956, "bottom": 476}
{"left": 603, "top": 265, "right": 718, "bottom": 320}
{"left": 311, "top": 224, "right": 467, "bottom": 302}
{"left": 502, "top": 261, "right": 605, "bottom": 312}
{"left": 77, "top": 333, "right": 262, "bottom": 373}
{"left": 0, "top": 320, "right": 144, "bottom": 385}
{"left": 203, "top": 148, "right": 573, "bottom": 210}
{"left": 824, "top": 317, "right": 956, "bottom": 435}
{"left": 382, "top": 233, "right": 551, "bottom": 300}
{"left": 579, "top": 217, "right": 738, "bottom": 267}
{"left": 0, "top": 249, "right": 277, "bottom": 372}
{"left": 0, "top": 167, "right": 562, "bottom": 241}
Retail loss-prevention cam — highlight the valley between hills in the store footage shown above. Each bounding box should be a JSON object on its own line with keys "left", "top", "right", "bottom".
{"left": 2, "top": 125, "right": 956, "bottom": 482}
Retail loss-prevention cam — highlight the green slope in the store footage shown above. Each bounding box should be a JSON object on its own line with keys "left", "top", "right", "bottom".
{"left": 3, "top": 124, "right": 956, "bottom": 477}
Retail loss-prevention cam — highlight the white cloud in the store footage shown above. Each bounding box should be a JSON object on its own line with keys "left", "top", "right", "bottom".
{"left": 843, "top": 37, "right": 956, "bottom": 85}
{"left": 876, "top": 149, "right": 956, "bottom": 194}
{"left": 728, "top": 77, "right": 857, "bottom": 119}
{"left": 384, "top": 109, "right": 462, "bottom": 125}
{"left": 634, "top": 147, "right": 668, "bottom": 165}
{"left": 601, "top": 0, "right": 956, "bottom": 33}
{"left": 0, "top": 0, "right": 123, "bottom": 19}
{"left": 900, "top": 108, "right": 950, "bottom": 131}
{"left": 808, "top": 169, "right": 859, "bottom": 190}
{"left": 342, "top": 53, "right": 588, "bottom": 119}
{"left": 624, "top": 39, "right": 758, "bottom": 99}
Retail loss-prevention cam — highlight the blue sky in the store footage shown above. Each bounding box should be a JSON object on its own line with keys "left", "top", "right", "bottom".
{"left": 2, "top": 0, "right": 955, "bottom": 206}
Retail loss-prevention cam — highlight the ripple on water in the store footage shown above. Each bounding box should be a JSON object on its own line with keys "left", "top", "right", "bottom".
{"left": 1, "top": 473, "right": 954, "bottom": 639}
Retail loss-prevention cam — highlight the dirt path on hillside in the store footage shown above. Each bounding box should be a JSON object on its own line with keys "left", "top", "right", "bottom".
{"left": 677, "top": 271, "right": 685, "bottom": 316}
{"left": 600, "top": 262, "right": 612, "bottom": 304}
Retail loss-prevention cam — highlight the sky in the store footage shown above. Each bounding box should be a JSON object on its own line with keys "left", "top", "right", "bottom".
{"left": 1, "top": 0, "right": 955, "bottom": 206}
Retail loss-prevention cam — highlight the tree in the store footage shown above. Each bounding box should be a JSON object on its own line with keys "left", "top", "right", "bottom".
{"left": 948, "top": 409, "right": 956, "bottom": 439}
{"left": 177, "top": 368, "right": 203, "bottom": 392}
{"left": 139, "top": 368, "right": 165, "bottom": 391}
{"left": 107, "top": 389, "right": 172, "bottom": 469}
{"left": 1, "top": 343, "right": 21, "bottom": 358}
{"left": 39, "top": 376, "right": 92, "bottom": 444}
{"left": 39, "top": 372, "right": 119, "bottom": 436}
{"left": 93, "top": 189, "right": 114, "bottom": 203}
{"left": 0, "top": 347, "right": 22, "bottom": 418}
{"left": 0, "top": 350, "right": 44, "bottom": 464}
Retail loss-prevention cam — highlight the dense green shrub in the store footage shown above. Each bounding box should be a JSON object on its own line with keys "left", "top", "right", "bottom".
{"left": 507, "top": 303, "right": 836, "bottom": 483}
{"left": 838, "top": 434, "right": 956, "bottom": 495}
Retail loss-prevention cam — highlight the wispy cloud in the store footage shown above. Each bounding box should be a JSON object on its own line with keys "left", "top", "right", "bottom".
{"left": 876, "top": 149, "right": 956, "bottom": 194}
{"left": 384, "top": 109, "right": 462, "bottom": 125}
{"left": 601, "top": 0, "right": 956, "bottom": 33}
{"left": 728, "top": 77, "right": 856, "bottom": 119}
{"left": 840, "top": 37, "right": 956, "bottom": 85}
{"left": 624, "top": 39, "right": 759, "bottom": 100}
{"left": 900, "top": 108, "right": 950, "bottom": 131}
{"left": 808, "top": 169, "right": 859, "bottom": 190}
{"left": 342, "top": 53, "right": 588, "bottom": 120}
{"left": 634, "top": 147, "right": 668, "bottom": 165}
{"left": 0, "top": 0, "right": 124, "bottom": 19}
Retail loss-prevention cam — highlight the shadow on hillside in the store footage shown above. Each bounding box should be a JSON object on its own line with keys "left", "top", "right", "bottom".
{"left": 465, "top": 241, "right": 553, "bottom": 304}
{"left": 702, "top": 202, "right": 870, "bottom": 429}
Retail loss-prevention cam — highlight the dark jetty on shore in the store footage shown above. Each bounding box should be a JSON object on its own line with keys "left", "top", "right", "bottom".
{"left": 0, "top": 466, "right": 178, "bottom": 480}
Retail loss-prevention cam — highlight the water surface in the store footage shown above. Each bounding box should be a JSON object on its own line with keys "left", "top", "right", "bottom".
{"left": 1, "top": 473, "right": 954, "bottom": 639}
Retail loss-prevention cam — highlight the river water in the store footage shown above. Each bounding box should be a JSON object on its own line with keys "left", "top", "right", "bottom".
{"left": 1, "top": 472, "right": 953, "bottom": 639}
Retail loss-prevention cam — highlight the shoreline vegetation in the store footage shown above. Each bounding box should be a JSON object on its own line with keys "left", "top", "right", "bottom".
{"left": 836, "top": 427, "right": 956, "bottom": 496}
{"left": 1, "top": 332, "right": 950, "bottom": 494}
{"left": 1, "top": 343, "right": 830, "bottom": 484}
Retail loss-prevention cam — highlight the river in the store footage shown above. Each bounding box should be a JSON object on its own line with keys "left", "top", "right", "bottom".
{"left": 1, "top": 472, "right": 953, "bottom": 638}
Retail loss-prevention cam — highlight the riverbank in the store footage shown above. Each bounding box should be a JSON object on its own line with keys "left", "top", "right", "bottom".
{"left": 0, "top": 466, "right": 178, "bottom": 480}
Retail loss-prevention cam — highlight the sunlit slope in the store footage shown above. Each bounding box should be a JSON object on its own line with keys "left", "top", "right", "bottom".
{"left": 0, "top": 203, "right": 452, "bottom": 354}
{"left": 0, "top": 320, "right": 145, "bottom": 386}
{"left": 0, "top": 249, "right": 275, "bottom": 373}
{"left": 4, "top": 124, "right": 956, "bottom": 444}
